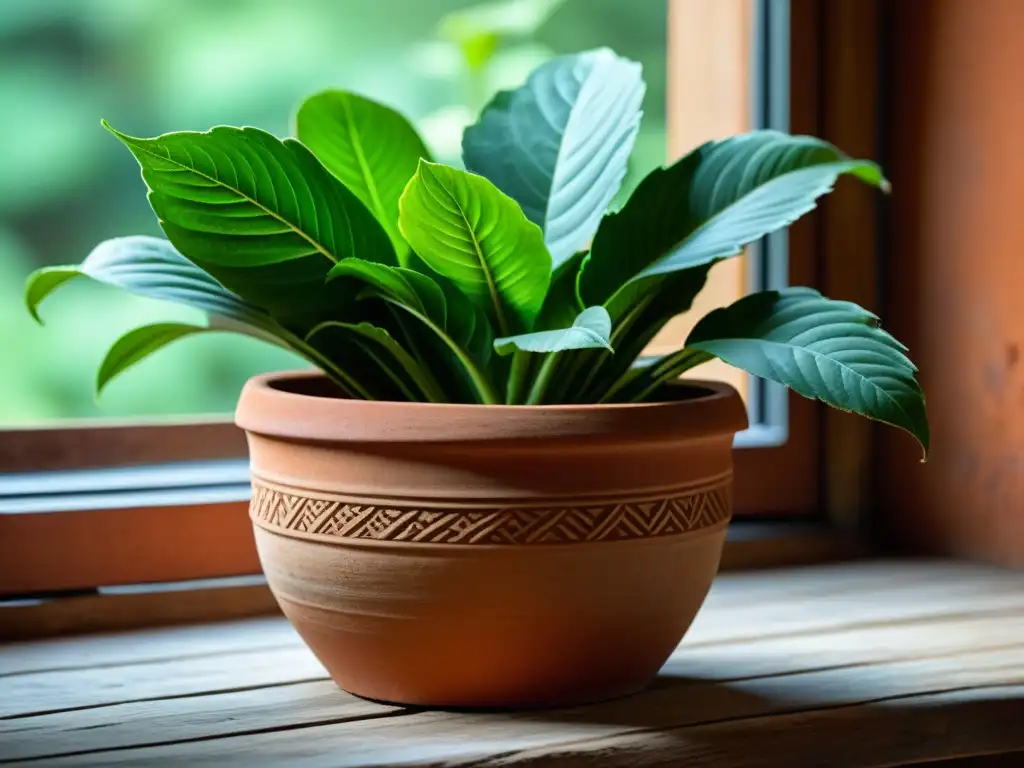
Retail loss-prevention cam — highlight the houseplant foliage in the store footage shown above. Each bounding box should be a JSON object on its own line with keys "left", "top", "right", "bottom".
{"left": 25, "top": 48, "right": 928, "bottom": 453}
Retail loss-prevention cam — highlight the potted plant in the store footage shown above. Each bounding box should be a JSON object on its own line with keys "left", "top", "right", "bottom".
{"left": 25, "top": 48, "right": 928, "bottom": 708}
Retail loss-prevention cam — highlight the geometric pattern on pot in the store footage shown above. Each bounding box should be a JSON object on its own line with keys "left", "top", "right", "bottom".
{"left": 249, "top": 479, "right": 732, "bottom": 545}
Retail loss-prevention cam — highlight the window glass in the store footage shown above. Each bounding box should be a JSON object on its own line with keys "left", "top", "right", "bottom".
{"left": 0, "top": 0, "right": 669, "bottom": 424}
{"left": 0, "top": 0, "right": 672, "bottom": 424}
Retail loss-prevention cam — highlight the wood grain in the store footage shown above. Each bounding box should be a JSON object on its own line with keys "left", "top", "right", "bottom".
{"left": 3, "top": 612, "right": 1022, "bottom": 762}
{"left": 0, "top": 580, "right": 279, "bottom": 642}
{"left": 817, "top": 0, "right": 884, "bottom": 534}
{"left": 19, "top": 652, "right": 1022, "bottom": 766}
{"left": 0, "top": 422, "right": 245, "bottom": 474}
{"left": 878, "top": 0, "right": 1024, "bottom": 567}
{"left": 0, "top": 523, "right": 858, "bottom": 635}
{"left": 1, "top": 562, "right": 1021, "bottom": 766}
{"left": 0, "top": 501, "right": 260, "bottom": 597}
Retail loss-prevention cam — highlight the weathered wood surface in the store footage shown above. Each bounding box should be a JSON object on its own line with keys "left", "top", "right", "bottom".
{"left": 1, "top": 561, "right": 1021, "bottom": 766}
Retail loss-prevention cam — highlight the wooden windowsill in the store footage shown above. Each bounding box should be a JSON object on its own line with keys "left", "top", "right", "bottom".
{"left": 3, "top": 560, "right": 1022, "bottom": 766}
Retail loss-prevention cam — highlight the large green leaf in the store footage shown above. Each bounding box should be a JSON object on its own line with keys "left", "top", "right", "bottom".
{"left": 328, "top": 257, "right": 498, "bottom": 403}
{"left": 25, "top": 236, "right": 283, "bottom": 342}
{"left": 102, "top": 121, "right": 395, "bottom": 330}
{"left": 97, "top": 322, "right": 213, "bottom": 394}
{"left": 579, "top": 131, "right": 888, "bottom": 307}
{"left": 685, "top": 288, "right": 929, "bottom": 455}
{"left": 295, "top": 90, "right": 431, "bottom": 265}
{"left": 398, "top": 160, "right": 551, "bottom": 337}
{"left": 462, "top": 48, "right": 644, "bottom": 268}
{"left": 494, "top": 306, "right": 612, "bottom": 355}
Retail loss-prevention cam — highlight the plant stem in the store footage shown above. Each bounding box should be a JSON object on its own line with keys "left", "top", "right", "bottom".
{"left": 387, "top": 300, "right": 501, "bottom": 405}
{"left": 621, "top": 349, "right": 713, "bottom": 403}
{"left": 505, "top": 351, "right": 530, "bottom": 404}
{"left": 525, "top": 352, "right": 562, "bottom": 405}
{"left": 352, "top": 339, "right": 421, "bottom": 402}
{"left": 574, "top": 297, "right": 651, "bottom": 400}
{"left": 284, "top": 332, "right": 375, "bottom": 400}
{"left": 388, "top": 307, "right": 448, "bottom": 402}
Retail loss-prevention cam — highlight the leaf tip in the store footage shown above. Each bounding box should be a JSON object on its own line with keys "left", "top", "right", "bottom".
{"left": 95, "top": 366, "right": 113, "bottom": 398}
{"left": 880, "top": 177, "right": 892, "bottom": 195}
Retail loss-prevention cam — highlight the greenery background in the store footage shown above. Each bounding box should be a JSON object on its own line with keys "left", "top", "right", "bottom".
{"left": 0, "top": 0, "right": 667, "bottom": 425}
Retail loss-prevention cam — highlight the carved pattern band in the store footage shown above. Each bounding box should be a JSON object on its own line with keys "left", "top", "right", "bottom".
{"left": 249, "top": 479, "right": 732, "bottom": 545}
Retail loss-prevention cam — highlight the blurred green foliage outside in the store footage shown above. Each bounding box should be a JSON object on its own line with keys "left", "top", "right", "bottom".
{"left": 0, "top": 0, "right": 668, "bottom": 425}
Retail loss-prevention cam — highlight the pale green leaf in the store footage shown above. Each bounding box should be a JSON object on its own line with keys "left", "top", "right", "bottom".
{"left": 398, "top": 160, "right": 551, "bottom": 337}
{"left": 25, "top": 236, "right": 284, "bottom": 342}
{"left": 462, "top": 48, "right": 644, "bottom": 267}
{"left": 580, "top": 131, "right": 888, "bottom": 307}
{"left": 296, "top": 90, "right": 431, "bottom": 264}
{"left": 494, "top": 306, "right": 612, "bottom": 355}
{"left": 685, "top": 288, "right": 929, "bottom": 455}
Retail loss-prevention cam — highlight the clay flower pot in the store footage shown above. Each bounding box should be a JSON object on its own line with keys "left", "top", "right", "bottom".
{"left": 235, "top": 371, "right": 747, "bottom": 709}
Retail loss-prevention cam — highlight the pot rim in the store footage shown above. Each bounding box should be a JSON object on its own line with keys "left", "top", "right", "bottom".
{"left": 235, "top": 370, "right": 748, "bottom": 443}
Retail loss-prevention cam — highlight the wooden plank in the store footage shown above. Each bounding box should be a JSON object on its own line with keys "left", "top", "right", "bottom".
{"left": 681, "top": 573, "right": 1024, "bottom": 649}
{"left": 0, "top": 646, "right": 329, "bottom": 717}
{"left": 480, "top": 687, "right": 1024, "bottom": 767}
{"left": 0, "top": 525, "right": 855, "bottom": 641}
{"left": 4, "top": 611, "right": 1022, "bottom": 761}
{"left": 4, "top": 560, "right": 1020, "bottom": 674}
{"left": 0, "top": 531, "right": 853, "bottom": 644}
{"left": 25, "top": 648, "right": 1024, "bottom": 766}
{"left": 0, "top": 501, "right": 260, "bottom": 597}
{"left": 0, "top": 421, "right": 245, "bottom": 474}
{"left": 0, "top": 581, "right": 279, "bottom": 643}
{"left": 0, "top": 617, "right": 297, "bottom": 677}
{"left": 0, "top": 682, "right": 405, "bottom": 764}
{"left": 705, "top": 559, "right": 1024, "bottom": 607}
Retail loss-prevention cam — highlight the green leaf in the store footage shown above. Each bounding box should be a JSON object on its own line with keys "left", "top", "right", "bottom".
{"left": 329, "top": 257, "right": 493, "bottom": 364}
{"left": 562, "top": 262, "right": 714, "bottom": 404}
{"left": 398, "top": 160, "right": 551, "bottom": 337}
{"left": 462, "top": 48, "right": 644, "bottom": 268}
{"left": 494, "top": 306, "right": 612, "bottom": 355}
{"left": 25, "top": 236, "right": 283, "bottom": 342}
{"left": 98, "top": 322, "right": 213, "bottom": 394}
{"left": 295, "top": 90, "right": 431, "bottom": 265}
{"left": 25, "top": 268, "right": 79, "bottom": 324}
{"left": 329, "top": 258, "right": 447, "bottom": 325}
{"left": 102, "top": 121, "right": 395, "bottom": 330}
{"left": 306, "top": 321, "right": 445, "bottom": 403}
{"left": 25, "top": 236, "right": 379, "bottom": 399}
{"left": 579, "top": 130, "right": 889, "bottom": 307}
{"left": 328, "top": 257, "right": 499, "bottom": 403}
{"left": 686, "top": 288, "right": 929, "bottom": 455}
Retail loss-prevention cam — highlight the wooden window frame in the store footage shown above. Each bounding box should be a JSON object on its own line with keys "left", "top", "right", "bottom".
{"left": 0, "top": 0, "right": 882, "bottom": 629}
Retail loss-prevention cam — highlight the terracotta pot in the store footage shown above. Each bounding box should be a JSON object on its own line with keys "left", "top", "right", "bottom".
{"left": 235, "top": 371, "right": 747, "bottom": 709}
